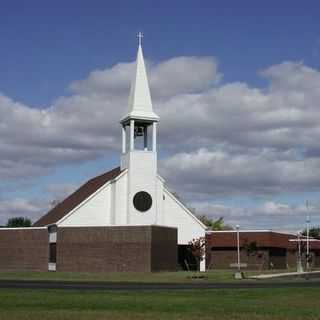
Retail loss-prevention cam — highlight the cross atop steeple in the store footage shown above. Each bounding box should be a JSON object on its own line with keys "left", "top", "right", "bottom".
{"left": 137, "top": 32, "right": 143, "bottom": 46}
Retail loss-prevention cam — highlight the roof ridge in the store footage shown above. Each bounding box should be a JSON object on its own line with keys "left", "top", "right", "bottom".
{"left": 87, "top": 166, "right": 120, "bottom": 184}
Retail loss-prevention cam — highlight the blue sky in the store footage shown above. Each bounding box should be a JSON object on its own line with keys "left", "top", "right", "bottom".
{"left": 2, "top": 0, "right": 320, "bottom": 106}
{"left": 1, "top": 0, "right": 320, "bottom": 229}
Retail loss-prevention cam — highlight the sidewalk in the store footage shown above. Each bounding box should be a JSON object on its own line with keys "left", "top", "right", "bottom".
{"left": 248, "top": 270, "right": 320, "bottom": 279}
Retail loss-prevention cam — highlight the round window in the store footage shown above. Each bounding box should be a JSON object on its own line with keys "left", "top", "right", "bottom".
{"left": 133, "top": 191, "right": 152, "bottom": 212}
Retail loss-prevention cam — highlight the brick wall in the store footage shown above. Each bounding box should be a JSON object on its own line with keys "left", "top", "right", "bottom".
{"left": 151, "top": 226, "right": 177, "bottom": 272}
{"left": 57, "top": 226, "right": 177, "bottom": 272}
{"left": 0, "top": 228, "right": 48, "bottom": 271}
{"left": 207, "top": 249, "right": 270, "bottom": 270}
{"left": 287, "top": 250, "right": 320, "bottom": 269}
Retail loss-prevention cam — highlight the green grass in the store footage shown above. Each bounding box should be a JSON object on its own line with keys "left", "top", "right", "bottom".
{"left": 0, "top": 269, "right": 305, "bottom": 283}
{"left": 0, "top": 270, "right": 237, "bottom": 283}
{"left": 0, "top": 287, "right": 319, "bottom": 319}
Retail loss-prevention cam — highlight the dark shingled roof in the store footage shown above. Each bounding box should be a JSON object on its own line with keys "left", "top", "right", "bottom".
{"left": 33, "top": 167, "right": 121, "bottom": 227}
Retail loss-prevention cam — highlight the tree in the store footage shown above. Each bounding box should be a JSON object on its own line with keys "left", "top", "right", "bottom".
{"left": 187, "top": 237, "right": 206, "bottom": 271}
{"left": 197, "top": 215, "right": 233, "bottom": 231}
{"left": 242, "top": 239, "right": 258, "bottom": 257}
{"left": 6, "top": 217, "right": 32, "bottom": 228}
{"left": 302, "top": 226, "right": 320, "bottom": 239}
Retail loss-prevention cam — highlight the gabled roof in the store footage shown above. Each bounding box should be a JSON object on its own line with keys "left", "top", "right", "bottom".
{"left": 121, "top": 43, "right": 159, "bottom": 123}
{"left": 33, "top": 167, "right": 121, "bottom": 227}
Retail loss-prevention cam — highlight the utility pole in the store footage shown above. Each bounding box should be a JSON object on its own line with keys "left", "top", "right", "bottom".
{"left": 306, "top": 200, "right": 310, "bottom": 270}
{"left": 236, "top": 225, "right": 240, "bottom": 271}
{"left": 234, "top": 224, "right": 242, "bottom": 279}
{"left": 297, "top": 232, "right": 303, "bottom": 273}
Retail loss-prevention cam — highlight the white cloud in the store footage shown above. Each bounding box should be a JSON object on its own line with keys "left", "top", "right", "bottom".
{"left": 0, "top": 56, "right": 220, "bottom": 181}
{"left": 0, "top": 182, "right": 78, "bottom": 225}
{"left": 191, "top": 201, "right": 319, "bottom": 230}
{"left": 0, "top": 198, "right": 47, "bottom": 225}
{"left": 160, "top": 148, "right": 320, "bottom": 199}
{"left": 70, "top": 56, "right": 221, "bottom": 99}
{"left": 70, "top": 62, "right": 134, "bottom": 95}
{"left": 1, "top": 54, "right": 320, "bottom": 228}
{"left": 45, "top": 183, "right": 78, "bottom": 203}
{"left": 149, "top": 56, "right": 221, "bottom": 99}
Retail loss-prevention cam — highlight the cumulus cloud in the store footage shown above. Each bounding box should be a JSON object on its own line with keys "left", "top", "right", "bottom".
{"left": 160, "top": 148, "right": 320, "bottom": 199}
{"left": 192, "top": 201, "right": 319, "bottom": 230}
{"left": 45, "top": 183, "right": 78, "bottom": 203}
{"left": 71, "top": 56, "right": 221, "bottom": 99}
{"left": 0, "top": 198, "right": 47, "bottom": 225}
{"left": 149, "top": 56, "right": 221, "bottom": 99}
{"left": 0, "top": 182, "right": 78, "bottom": 225}
{"left": 0, "top": 55, "right": 220, "bottom": 181}
{"left": 1, "top": 53, "right": 320, "bottom": 228}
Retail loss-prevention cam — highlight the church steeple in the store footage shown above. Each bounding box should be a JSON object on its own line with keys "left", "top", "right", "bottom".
{"left": 120, "top": 33, "right": 159, "bottom": 158}
{"left": 121, "top": 33, "right": 159, "bottom": 123}
{"left": 119, "top": 34, "right": 159, "bottom": 224}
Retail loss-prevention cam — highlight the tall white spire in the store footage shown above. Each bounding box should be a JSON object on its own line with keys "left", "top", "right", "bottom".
{"left": 121, "top": 34, "right": 159, "bottom": 123}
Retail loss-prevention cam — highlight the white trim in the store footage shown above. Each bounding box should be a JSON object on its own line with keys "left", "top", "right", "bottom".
{"left": 127, "top": 150, "right": 153, "bottom": 154}
{"left": 113, "top": 169, "right": 128, "bottom": 182}
{"left": 207, "top": 229, "right": 272, "bottom": 233}
{"left": 120, "top": 115, "right": 159, "bottom": 123}
{"left": 122, "top": 125, "right": 126, "bottom": 154}
{"left": 58, "top": 224, "right": 177, "bottom": 230}
{"left": 49, "top": 232, "right": 57, "bottom": 243}
{"left": 207, "top": 229, "right": 298, "bottom": 236}
{"left": 163, "top": 188, "right": 207, "bottom": 230}
{"left": 130, "top": 119, "right": 135, "bottom": 151}
{"left": 290, "top": 239, "right": 320, "bottom": 242}
{"left": 157, "top": 174, "right": 165, "bottom": 183}
{"left": 110, "top": 178, "right": 116, "bottom": 225}
{"left": 144, "top": 126, "right": 148, "bottom": 149}
{"left": 48, "top": 263, "right": 56, "bottom": 271}
{"left": 0, "top": 227, "right": 46, "bottom": 230}
{"left": 152, "top": 122, "right": 157, "bottom": 152}
{"left": 56, "top": 170, "right": 128, "bottom": 226}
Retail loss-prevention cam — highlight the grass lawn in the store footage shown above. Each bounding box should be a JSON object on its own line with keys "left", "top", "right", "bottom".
{"left": 0, "top": 269, "right": 304, "bottom": 283}
{"left": 0, "top": 270, "right": 236, "bottom": 283}
{"left": 0, "top": 287, "right": 319, "bottom": 319}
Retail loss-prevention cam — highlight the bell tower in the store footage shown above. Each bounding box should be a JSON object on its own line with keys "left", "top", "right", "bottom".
{"left": 120, "top": 33, "right": 160, "bottom": 225}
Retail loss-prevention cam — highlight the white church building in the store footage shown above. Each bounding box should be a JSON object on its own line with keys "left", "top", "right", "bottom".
{"left": 33, "top": 38, "right": 207, "bottom": 272}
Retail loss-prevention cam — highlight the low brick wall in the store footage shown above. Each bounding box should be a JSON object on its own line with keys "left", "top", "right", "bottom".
{"left": 151, "top": 226, "right": 177, "bottom": 272}
{"left": 57, "top": 226, "right": 177, "bottom": 272}
{"left": 0, "top": 228, "right": 48, "bottom": 271}
{"left": 207, "top": 249, "right": 273, "bottom": 270}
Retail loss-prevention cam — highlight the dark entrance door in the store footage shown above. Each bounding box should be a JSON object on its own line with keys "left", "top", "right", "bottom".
{"left": 178, "top": 245, "right": 198, "bottom": 271}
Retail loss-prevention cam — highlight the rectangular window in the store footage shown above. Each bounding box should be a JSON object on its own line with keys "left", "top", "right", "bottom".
{"left": 49, "top": 243, "right": 56, "bottom": 263}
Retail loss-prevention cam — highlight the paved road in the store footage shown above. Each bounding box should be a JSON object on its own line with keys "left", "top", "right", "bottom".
{"left": 0, "top": 279, "right": 319, "bottom": 291}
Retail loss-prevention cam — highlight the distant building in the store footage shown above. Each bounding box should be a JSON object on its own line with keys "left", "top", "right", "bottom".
{"left": 206, "top": 230, "right": 320, "bottom": 270}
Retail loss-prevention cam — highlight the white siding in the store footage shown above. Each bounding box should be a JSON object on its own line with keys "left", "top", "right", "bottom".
{"left": 59, "top": 184, "right": 112, "bottom": 226}
{"left": 155, "top": 176, "right": 164, "bottom": 225}
{"left": 163, "top": 188, "right": 206, "bottom": 245}
{"left": 55, "top": 166, "right": 205, "bottom": 248}
{"left": 126, "top": 151, "right": 158, "bottom": 225}
{"left": 114, "top": 171, "right": 128, "bottom": 225}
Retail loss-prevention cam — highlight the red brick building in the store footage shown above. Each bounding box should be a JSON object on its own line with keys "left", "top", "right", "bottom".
{"left": 206, "top": 230, "right": 320, "bottom": 270}
{"left": 0, "top": 225, "right": 177, "bottom": 272}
